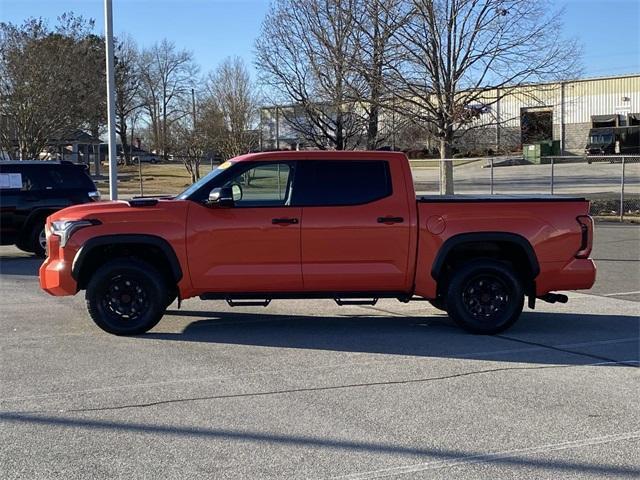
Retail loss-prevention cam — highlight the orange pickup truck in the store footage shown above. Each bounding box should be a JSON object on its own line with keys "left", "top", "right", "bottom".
{"left": 40, "top": 151, "right": 596, "bottom": 335}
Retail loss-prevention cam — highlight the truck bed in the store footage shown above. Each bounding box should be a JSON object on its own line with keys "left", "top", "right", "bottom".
{"left": 417, "top": 194, "right": 587, "bottom": 203}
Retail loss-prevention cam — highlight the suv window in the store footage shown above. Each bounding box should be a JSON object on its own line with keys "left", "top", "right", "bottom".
{"left": 293, "top": 160, "right": 392, "bottom": 206}
{"left": 0, "top": 166, "right": 47, "bottom": 191}
{"left": 0, "top": 164, "right": 94, "bottom": 191}
{"left": 222, "top": 162, "right": 293, "bottom": 207}
{"left": 46, "top": 166, "right": 94, "bottom": 189}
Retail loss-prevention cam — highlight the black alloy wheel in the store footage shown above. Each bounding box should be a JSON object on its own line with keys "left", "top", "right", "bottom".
{"left": 445, "top": 259, "right": 524, "bottom": 334}
{"left": 86, "top": 258, "right": 168, "bottom": 335}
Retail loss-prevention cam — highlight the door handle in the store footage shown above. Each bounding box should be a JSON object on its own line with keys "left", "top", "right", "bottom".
{"left": 377, "top": 216, "right": 404, "bottom": 224}
{"left": 272, "top": 217, "right": 299, "bottom": 225}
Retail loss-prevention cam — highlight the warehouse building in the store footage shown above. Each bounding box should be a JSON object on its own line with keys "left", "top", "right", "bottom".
{"left": 459, "top": 73, "right": 640, "bottom": 155}
{"left": 259, "top": 73, "right": 640, "bottom": 156}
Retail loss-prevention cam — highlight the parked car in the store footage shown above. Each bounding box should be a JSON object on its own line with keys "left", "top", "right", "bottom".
{"left": 133, "top": 155, "right": 160, "bottom": 164}
{"left": 115, "top": 155, "right": 160, "bottom": 166}
{"left": 40, "top": 151, "right": 595, "bottom": 336}
{"left": 0, "top": 161, "right": 100, "bottom": 257}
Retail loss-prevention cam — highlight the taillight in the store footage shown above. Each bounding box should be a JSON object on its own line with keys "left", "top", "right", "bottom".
{"left": 575, "top": 215, "right": 593, "bottom": 259}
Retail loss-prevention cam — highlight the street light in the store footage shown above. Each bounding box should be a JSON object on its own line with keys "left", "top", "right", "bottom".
{"left": 104, "top": 0, "right": 118, "bottom": 200}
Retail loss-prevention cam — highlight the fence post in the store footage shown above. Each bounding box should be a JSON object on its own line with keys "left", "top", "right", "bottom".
{"left": 620, "top": 157, "right": 626, "bottom": 222}
{"left": 490, "top": 158, "right": 494, "bottom": 194}
{"left": 550, "top": 157, "right": 555, "bottom": 195}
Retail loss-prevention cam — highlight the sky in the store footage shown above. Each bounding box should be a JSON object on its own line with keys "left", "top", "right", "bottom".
{"left": 0, "top": 0, "right": 639, "bottom": 79}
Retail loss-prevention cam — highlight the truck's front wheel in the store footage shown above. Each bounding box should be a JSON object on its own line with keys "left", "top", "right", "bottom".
{"left": 86, "top": 258, "right": 167, "bottom": 335}
{"left": 446, "top": 259, "right": 524, "bottom": 335}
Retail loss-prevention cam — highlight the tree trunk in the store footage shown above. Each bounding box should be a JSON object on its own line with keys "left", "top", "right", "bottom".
{"left": 91, "top": 124, "right": 101, "bottom": 176}
{"left": 118, "top": 117, "right": 130, "bottom": 165}
{"left": 439, "top": 137, "right": 454, "bottom": 195}
{"left": 335, "top": 109, "right": 345, "bottom": 150}
{"left": 367, "top": 103, "right": 379, "bottom": 150}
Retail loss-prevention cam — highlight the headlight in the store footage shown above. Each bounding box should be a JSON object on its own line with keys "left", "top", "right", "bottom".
{"left": 50, "top": 220, "right": 99, "bottom": 247}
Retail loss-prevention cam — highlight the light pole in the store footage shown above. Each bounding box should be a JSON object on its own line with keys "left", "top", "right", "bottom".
{"left": 104, "top": 0, "right": 118, "bottom": 200}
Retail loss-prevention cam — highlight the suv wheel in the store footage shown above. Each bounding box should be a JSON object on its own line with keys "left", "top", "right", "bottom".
{"left": 445, "top": 259, "right": 524, "bottom": 334}
{"left": 86, "top": 258, "right": 168, "bottom": 335}
{"left": 26, "top": 221, "right": 47, "bottom": 257}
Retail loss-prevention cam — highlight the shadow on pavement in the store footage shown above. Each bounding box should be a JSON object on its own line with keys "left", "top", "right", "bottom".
{"left": 1, "top": 413, "right": 637, "bottom": 478}
{"left": 0, "top": 256, "right": 42, "bottom": 276}
{"left": 147, "top": 309, "right": 639, "bottom": 366}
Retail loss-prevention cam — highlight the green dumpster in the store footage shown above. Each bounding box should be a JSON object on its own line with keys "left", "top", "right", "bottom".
{"left": 523, "top": 140, "right": 560, "bottom": 164}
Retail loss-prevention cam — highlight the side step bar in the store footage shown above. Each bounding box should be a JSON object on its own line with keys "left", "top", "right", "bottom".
{"left": 334, "top": 298, "right": 378, "bottom": 306}
{"left": 223, "top": 298, "right": 380, "bottom": 307}
{"left": 226, "top": 299, "right": 271, "bottom": 307}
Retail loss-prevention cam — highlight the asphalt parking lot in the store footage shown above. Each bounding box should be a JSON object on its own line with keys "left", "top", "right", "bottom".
{"left": 1, "top": 223, "right": 638, "bottom": 479}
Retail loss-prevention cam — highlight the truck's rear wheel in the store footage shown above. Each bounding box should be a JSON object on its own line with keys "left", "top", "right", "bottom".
{"left": 86, "top": 258, "right": 167, "bottom": 335}
{"left": 445, "top": 259, "right": 524, "bottom": 334}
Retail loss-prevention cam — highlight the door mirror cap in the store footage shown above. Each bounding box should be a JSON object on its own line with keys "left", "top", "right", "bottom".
{"left": 207, "top": 187, "right": 234, "bottom": 207}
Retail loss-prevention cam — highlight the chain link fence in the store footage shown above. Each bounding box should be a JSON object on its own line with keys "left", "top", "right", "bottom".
{"left": 410, "top": 155, "right": 640, "bottom": 221}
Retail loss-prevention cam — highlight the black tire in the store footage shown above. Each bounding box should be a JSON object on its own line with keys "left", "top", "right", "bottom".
{"left": 445, "top": 259, "right": 524, "bottom": 335}
{"left": 428, "top": 298, "right": 447, "bottom": 312}
{"left": 15, "top": 239, "right": 34, "bottom": 254}
{"left": 165, "top": 290, "right": 178, "bottom": 307}
{"left": 27, "top": 221, "right": 47, "bottom": 257}
{"left": 86, "top": 258, "right": 168, "bottom": 335}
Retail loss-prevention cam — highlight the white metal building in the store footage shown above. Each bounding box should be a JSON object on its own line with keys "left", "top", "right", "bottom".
{"left": 460, "top": 74, "right": 640, "bottom": 154}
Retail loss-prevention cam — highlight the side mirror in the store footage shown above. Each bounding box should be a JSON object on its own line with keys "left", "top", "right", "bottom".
{"left": 207, "top": 186, "right": 234, "bottom": 207}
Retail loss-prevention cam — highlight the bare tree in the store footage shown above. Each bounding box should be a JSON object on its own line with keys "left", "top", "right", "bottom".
{"left": 351, "top": 0, "right": 408, "bottom": 149}
{"left": 138, "top": 39, "right": 198, "bottom": 160}
{"left": 114, "top": 35, "right": 142, "bottom": 165}
{"left": 388, "top": 0, "right": 581, "bottom": 193}
{"left": 173, "top": 92, "right": 226, "bottom": 183}
{"left": 255, "top": 0, "right": 366, "bottom": 150}
{"left": 0, "top": 14, "right": 105, "bottom": 159}
{"left": 206, "top": 57, "right": 259, "bottom": 159}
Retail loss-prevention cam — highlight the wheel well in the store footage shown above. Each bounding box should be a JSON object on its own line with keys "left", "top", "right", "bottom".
{"left": 433, "top": 240, "right": 537, "bottom": 296}
{"left": 75, "top": 243, "right": 178, "bottom": 292}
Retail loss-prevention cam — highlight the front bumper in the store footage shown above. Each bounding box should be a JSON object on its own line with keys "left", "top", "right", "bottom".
{"left": 39, "top": 235, "right": 78, "bottom": 296}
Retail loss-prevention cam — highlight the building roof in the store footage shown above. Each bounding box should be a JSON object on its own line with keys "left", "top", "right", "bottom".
{"left": 49, "top": 130, "right": 102, "bottom": 145}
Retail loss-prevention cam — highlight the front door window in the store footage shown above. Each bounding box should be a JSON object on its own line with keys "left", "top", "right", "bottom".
{"left": 223, "top": 163, "right": 292, "bottom": 207}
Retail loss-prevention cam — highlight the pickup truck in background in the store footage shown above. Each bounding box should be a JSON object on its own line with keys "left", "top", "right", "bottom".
{"left": 39, "top": 151, "right": 596, "bottom": 336}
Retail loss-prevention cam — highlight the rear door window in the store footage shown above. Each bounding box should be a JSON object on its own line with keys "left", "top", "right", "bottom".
{"left": 46, "top": 166, "right": 93, "bottom": 189}
{"left": 293, "top": 160, "right": 392, "bottom": 206}
{"left": 19, "top": 167, "right": 47, "bottom": 191}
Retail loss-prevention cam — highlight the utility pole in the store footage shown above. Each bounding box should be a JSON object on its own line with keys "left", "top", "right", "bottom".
{"left": 104, "top": 0, "right": 118, "bottom": 200}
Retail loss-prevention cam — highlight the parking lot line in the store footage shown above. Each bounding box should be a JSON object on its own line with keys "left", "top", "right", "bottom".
{"left": 601, "top": 291, "right": 640, "bottom": 297}
{"left": 332, "top": 431, "right": 640, "bottom": 479}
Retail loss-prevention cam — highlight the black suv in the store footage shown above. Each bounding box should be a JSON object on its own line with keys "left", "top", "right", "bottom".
{"left": 0, "top": 161, "right": 100, "bottom": 256}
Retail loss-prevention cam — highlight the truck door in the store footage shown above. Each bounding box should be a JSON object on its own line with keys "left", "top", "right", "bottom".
{"left": 186, "top": 161, "right": 303, "bottom": 292}
{"left": 294, "top": 160, "right": 412, "bottom": 292}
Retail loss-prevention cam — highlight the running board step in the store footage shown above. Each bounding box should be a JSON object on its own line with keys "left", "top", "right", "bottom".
{"left": 334, "top": 298, "right": 378, "bottom": 306}
{"left": 226, "top": 299, "right": 271, "bottom": 307}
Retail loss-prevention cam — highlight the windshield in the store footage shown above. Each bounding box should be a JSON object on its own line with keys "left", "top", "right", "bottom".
{"left": 589, "top": 134, "right": 613, "bottom": 145}
{"left": 176, "top": 161, "right": 234, "bottom": 199}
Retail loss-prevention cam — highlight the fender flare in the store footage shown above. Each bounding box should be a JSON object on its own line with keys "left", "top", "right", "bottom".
{"left": 430, "top": 232, "right": 540, "bottom": 280}
{"left": 71, "top": 234, "right": 183, "bottom": 282}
